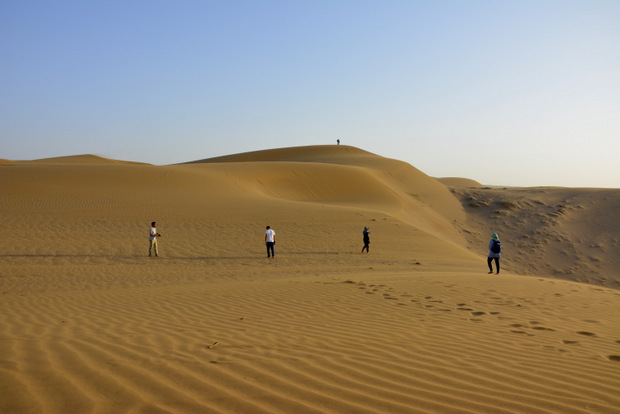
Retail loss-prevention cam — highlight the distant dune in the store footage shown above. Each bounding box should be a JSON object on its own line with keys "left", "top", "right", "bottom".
{"left": 1, "top": 145, "right": 618, "bottom": 413}
{"left": 12, "top": 154, "right": 149, "bottom": 165}
{"left": 436, "top": 177, "right": 484, "bottom": 187}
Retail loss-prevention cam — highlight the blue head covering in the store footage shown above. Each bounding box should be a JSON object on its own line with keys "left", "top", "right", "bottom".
{"left": 491, "top": 233, "right": 499, "bottom": 240}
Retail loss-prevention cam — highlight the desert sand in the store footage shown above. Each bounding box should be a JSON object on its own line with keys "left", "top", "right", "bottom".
{"left": 1, "top": 145, "right": 619, "bottom": 413}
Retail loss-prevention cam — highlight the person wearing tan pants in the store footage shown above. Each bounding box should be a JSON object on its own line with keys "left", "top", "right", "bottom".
{"left": 149, "top": 221, "right": 161, "bottom": 257}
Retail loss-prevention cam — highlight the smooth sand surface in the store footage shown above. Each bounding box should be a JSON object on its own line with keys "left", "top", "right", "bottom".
{"left": 1, "top": 146, "right": 619, "bottom": 413}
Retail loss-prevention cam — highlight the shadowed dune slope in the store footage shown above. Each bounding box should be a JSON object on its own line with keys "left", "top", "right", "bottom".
{"left": 448, "top": 185, "right": 620, "bottom": 288}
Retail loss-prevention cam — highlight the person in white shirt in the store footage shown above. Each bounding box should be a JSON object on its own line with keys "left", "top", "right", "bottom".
{"left": 264, "top": 226, "right": 276, "bottom": 258}
{"left": 149, "top": 221, "right": 161, "bottom": 257}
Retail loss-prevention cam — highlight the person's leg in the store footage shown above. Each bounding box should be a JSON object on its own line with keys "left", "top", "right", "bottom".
{"left": 495, "top": 258, "right": 500, "bottom": 274}
{"left": 153, "top": 238, "right": 158, "bottom": 256}
{"left": 270, "top": 243, "right": 275, "bottom": 257}
{"left": 487, "top": 257, "right": 493, "bottom": 273}
{"left": 149, "top": 239, "right": 155, "bottom": 256}
{"left": 267, "top": 242, "right": 274, "bottom": 257}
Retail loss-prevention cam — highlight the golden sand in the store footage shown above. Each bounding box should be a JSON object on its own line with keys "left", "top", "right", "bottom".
{"left": 1, "top": 146, "right": 619, "bottom": 413}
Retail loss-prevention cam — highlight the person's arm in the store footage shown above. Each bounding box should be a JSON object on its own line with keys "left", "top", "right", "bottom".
{"left": 265, "top": 232, "right": 268, "bottom": 244}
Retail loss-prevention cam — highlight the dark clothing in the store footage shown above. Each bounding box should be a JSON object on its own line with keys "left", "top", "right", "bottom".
{"left": 266, "top": 242, "right": 275, "bottom": 257}
{"left": 487, "top": 237, "right": 500, "bottom": 273}
{"left": 488, "top": 257, "right": 500, "bottom": 273}
{"left": 362, "top": 231, "right": 370, "bottom": 253}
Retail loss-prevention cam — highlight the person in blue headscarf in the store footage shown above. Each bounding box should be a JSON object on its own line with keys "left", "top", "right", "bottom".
{"left": 488, "top": 233, "right": 501, "bottom": 274}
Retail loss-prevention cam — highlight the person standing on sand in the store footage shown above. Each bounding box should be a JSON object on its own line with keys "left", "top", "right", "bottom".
{"left": 149, "top": 222, "right": 161, "bottom": 257}
{"left": 488, "top": 233, "right": 501, "bottom": 274}
{"left": 361, "top": 227, "right": 370, "bottom": 253}
{"left": 265, "top": 226, "right": 276, "bottom": 258}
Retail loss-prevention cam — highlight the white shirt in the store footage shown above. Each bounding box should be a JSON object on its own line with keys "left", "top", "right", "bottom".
{"left": 150, "top": 227, "right": 157, "bottom": 241}
{"left": 265, "top": 229, "right": 275, "bottom": 243}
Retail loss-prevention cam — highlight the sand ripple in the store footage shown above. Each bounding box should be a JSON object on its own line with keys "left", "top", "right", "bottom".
{"left": 2, "top": 271, "right": 619, "bottom": 414}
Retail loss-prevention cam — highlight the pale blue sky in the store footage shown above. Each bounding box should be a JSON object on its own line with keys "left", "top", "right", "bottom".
{"left": 1, "top": 0, "right": 619, "bottom": 187}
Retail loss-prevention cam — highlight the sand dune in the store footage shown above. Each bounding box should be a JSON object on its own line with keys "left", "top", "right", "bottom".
{"left": 1, "top": 145, "right": 619, "bottom": 413}
{"left": 436, "top": 177, "right": 484, "bottom": 188}
{"left": 14, "top": 154, "right": 148, "bottom": 165}
{"left": 447, "top": 185, "right": 620, "bottom": 288}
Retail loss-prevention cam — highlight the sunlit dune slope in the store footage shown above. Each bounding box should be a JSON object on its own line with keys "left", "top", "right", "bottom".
{"left": 2, "top": 146, "right": 620, "bottom": 414}
{"left": 189, "top": 145, "right": 468, "bottom": 238}
{"left": 185, "top": 144, "right": 378, "bottom": 165}
{"left": 2, "top": 145, "right": 618, "bottom": 285}
{"left": 0, "top": 146, "right": 480, "bottom": 271}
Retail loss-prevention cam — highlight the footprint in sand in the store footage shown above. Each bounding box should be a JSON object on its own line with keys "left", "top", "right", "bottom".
{"left": 562, "top": 340, "right": 579, "bottom": 345}
{"left": 471, "top": 311, "right": 486, "bottom": 316}
{"left": 608, "top": 355, "right": 620, "bottom": 362}
{"left": 576, "top": 331, "right": 597, "bottom": 337}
